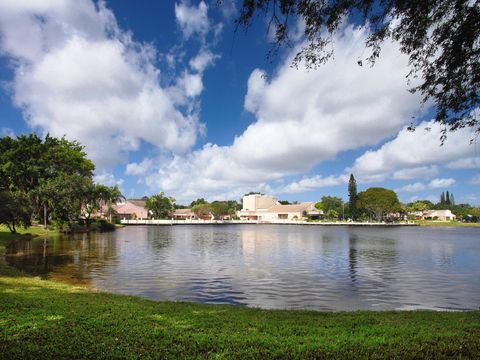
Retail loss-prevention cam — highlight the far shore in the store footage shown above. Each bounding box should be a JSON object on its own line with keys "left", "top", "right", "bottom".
{"left": 120, "top": 219, "right": 480, "bottom": 227}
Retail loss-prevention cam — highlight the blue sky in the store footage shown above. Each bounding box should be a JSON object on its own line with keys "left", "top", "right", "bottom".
{"left": 0, "top": 0, "right": 478, "bottom": 205}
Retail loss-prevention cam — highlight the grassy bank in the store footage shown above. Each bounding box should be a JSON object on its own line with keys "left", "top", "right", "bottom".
{"left": 415, "top": 221, "right": 480, "bottom": 227}
{"left": 1, "top": 229, "right": 480, "bottom": 359}
{"left": 0, "top": 224, "right": 58, "bottom": 241}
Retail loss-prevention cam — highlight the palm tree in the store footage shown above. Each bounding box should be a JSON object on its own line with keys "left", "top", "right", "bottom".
{"left": 99, "top": 185, "right": 124, "bottom": 223}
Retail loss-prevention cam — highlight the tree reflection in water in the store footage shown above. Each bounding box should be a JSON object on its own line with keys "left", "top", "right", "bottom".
{"left": 6, "top": 232, "right": 118, "bottom": 286}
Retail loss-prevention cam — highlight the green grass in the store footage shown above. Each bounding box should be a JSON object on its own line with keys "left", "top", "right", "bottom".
{"left": 1, "top": 228, "right": 479, "bottom": 359}
{"left": 1, "top": 274, "right": 479, "bottom": 359}
{"left": 415, "top": 220, "right": 480, "bottom": 227}
{"left": 0, "top": 225, "right": 59, "bottom": 241}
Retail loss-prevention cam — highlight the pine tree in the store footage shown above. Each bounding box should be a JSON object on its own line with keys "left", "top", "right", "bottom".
{"left": 446, "top": 191, "right": 451, "bottom": 205}
{"left": 440, "top": 192, "right": 445, "bottom": 205}
{"left": 348, "top": 174, "right": 358, "bottom": 220}
{"left": 450, "top": 193, "right": 455, "bottom": 206}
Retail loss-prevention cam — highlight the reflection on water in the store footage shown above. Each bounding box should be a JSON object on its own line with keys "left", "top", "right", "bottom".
{"left": 5, "top": 225, "right": 480, "bottom": 311}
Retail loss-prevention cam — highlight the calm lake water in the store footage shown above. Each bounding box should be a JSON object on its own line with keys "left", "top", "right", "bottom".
{"left": 5, "top": 225, "right": 480, "bottom": 311}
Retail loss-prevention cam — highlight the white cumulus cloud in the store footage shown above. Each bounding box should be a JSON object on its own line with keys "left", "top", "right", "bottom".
{"left": 132, "top": 25, "right": 426, "bottom": 202}
{"left": 0, "top": 0, "right": 204, "bottom": 170}
{"left": 397, "top": 178, "right": 456, "bottom": 193}
{"left": 351, "top": 120, "right": 480, "bottom": 181}
{"left": 126, "top": 158, "right": 154, "bottom": 177}
{"left": 189, "top": 49, "right": 219, "bottom": 73}
{"left": 275, "top": 175, "right": 349, "bottom": 194}
{"left": 175, "top": 1, "right": 210, "bottom": 40}
{"left": 392, "top": 166, "right": 439, "bottom": 180}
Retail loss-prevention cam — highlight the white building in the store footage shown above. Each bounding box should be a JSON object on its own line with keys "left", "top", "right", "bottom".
{"left": 422, "top": 209, "right": 456, "bottom": 221}
{"left": 237, "top": 194, "right": 322, "bottom": 221}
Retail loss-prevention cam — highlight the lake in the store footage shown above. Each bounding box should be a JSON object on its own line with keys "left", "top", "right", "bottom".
{"left": 5, "top": 225, "right": 480, "bottom": 311}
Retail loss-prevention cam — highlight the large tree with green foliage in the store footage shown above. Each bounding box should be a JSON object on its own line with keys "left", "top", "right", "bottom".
{"left": 235, "top": 0, "right": 479, "bottom": 137}
{"left": 145, "top": 192, "right": 174, "bottom": 219}
{"left": 190, "top": 198, "right": 207, "bottom": 207}
{"left": 0, "top": 190, "right": 32, "bottom": 233}
{"left": 0, "top": 134, "right": 111, "bottom": 232}
{"left": 319, "top": 196, "right": 344, "bottom": 219}
{"left": 39, "top": 173, "right": 93, "bottom": 226}
{"left": 406, "top": 201, "right": 430, "bottom": 213}
{"left": 210, "top": 201, "right": 233, "bottom": 219}
{"left": 192, "top": 203, "right": 213, "bottom": 218}
{"left": 82, "top": 184, "right": 124, "bottom": 226}
{"left": 357, "top": 187, "right": 401, "bottom": 221}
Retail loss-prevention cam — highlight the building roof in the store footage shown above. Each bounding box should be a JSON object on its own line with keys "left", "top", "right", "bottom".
{"left": 127, "top": 199, "right": 147, "bottom": 207}
{"left": 173, "top": 208, "right": 195, "bottom": 215}
{"left": 261, "top": 202, "right": 316, "bottom": 213}
{"left": 424, "top": 209, "right": 455, "bottom": 216}
{"left": 113, "top": 200, "right": 149, "bottom": 218}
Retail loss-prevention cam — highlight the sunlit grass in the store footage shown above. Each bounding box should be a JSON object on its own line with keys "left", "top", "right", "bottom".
{"left": 0, "top": 225, "right": 58, "bottom": 241}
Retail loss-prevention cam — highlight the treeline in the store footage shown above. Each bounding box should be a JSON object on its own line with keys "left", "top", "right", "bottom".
{"left": 406, "top": 199, "right": 480, "bottom": 222}
{"left": 314, "top": 179, "right": 402, "bottom": 222}
{"left": 144, "top": 194, "right": 240, "bottom": 220}
{"left": 189, "top": 198, "right": 239, "bottom": 219}
{"left": 311, "top": 175, "right": 479, "bottom": 222}
{"left": 0, "top": 134, "right": 123, "bottom": 233}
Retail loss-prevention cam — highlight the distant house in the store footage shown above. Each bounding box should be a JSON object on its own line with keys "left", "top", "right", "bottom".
{"left": 410, "top": 211, "right": 425, "bottom": 220}
{"left": 172, "top": 208, "right": 196, "bottom": 220}
{"left": 237, "top": 194, "right": 322, "bottom": 221}
{"left": 423, "top": 209, "right": 456, "bottom": 221}
{"left": 172, "top": 208, "right": 215, "bottom": 221}
{"left": 113, "top": 199, "right": 149, "bottom": 220}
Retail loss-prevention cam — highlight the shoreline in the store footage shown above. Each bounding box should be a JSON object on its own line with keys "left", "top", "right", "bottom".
{"left": 121, "top": 219, "right": 480, "bottom": 227}
{"left": 121, "top": 219, "right": 419, "bottom": 226}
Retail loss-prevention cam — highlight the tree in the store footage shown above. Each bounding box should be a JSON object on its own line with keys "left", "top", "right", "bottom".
{"left": 192, "top": 203, "right": 213, "bottom": 218}
{"left": 0, "top": 191, "right": 32, "bottom": 233}
{"left": 320, "top": 196, "right": 343, "bottom": 219}
{"left": 226, "top": 200, "right": 240, "bottom": 215}
{"left": 325, "top": 209, "right": 339, "bottom": 221}
{"left": 190, "top": 198, "right": 207, "bottom": 207}
{"left": 438, "top": 191, "right": 455, "bottom": 207}
{"left": 407, "top": 201, "right": 429, "bottom": 212}
{"left": 243, "top": 192, "right": 264, "bottom": 196}
{"left": 440, "top": 191, "right": 446, "bottom": 205}
{"left": 83, "top": 182, "right": 101, "bottom": 227}
{"left": 357, "top": 187, "right": 401, "bottom": 221}
{"left": 145, "top": 192, "right": 174, "bottom": 219}
{"left": 236, "top": 0, "right": 480, "bottom": 136}
{"left": 450, "top": 203, "right": 476, "bottom": 220}
{"left": 82, "top": 184, "right": 124, "bottom": 226}
{"left": 40, "top": 173, "right": 92, "bottom": 227}
{"left": 104, "top": 185, "right": 124, "bottom": 223}
{"left": 210, "top": 201, "right": 230, "bottom": 219}
{"left": 0, "top": 134, "right": 95, "bottom": 227}
{"left": 348, "top": 174, "right": 358, "bottom": 220}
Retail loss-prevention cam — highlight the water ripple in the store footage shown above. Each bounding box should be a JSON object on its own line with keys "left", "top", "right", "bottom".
{"left": 5, "top": 224, "right": 480, "bottom": 311}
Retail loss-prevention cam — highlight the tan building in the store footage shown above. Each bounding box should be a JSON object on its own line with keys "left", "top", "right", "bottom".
{"left": 172, "top": 209, "right": 196, "bottom": 220}
{"left": 238, "top": 194, "right": 322, "bottom": 221}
